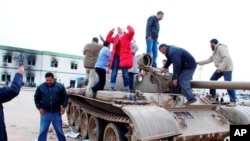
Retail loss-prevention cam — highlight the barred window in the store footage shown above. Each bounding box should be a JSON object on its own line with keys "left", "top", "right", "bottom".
{"left": 1, "top": 74, "right": 11, "bottom": 81}
{"left": 51, "top": 60, "right": 58, "bottom": 68}
{"left": 71, "top": 62, "right": 78, "bottom": 70}
{"left": 27, "top": 57, "right": 36, "bottom": 66}
{"left": 3, "top": 55, "right": 12, "bottom": 63}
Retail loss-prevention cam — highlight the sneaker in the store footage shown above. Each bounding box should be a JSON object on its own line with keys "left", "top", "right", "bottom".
{"left": 227, "top": 102, "right": 236, "bottom": 107}
{"left": 184, "top": 98, "right": 197, "bottom": 105}
{"left": 90, "top": 88, "right": 96, "bottom": 98}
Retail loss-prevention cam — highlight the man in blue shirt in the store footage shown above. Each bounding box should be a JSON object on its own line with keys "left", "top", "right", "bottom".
{"left": 90, "top": 41, "right": 111, "bottom": 98}
{"left": 159, "top": 43, "right": 197, "bottom": 105}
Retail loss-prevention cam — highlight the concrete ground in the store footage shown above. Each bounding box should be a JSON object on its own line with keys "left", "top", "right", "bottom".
{"left": 4, "top": 87, "right": 79, "bottom": 141}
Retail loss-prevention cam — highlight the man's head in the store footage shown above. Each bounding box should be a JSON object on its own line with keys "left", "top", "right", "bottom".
{"left": 159, "top": 43, "right": 169, "bottom": 54}
{"left": 156, "top": 11, "right": 164, "bottom": 21}
{"left": 210, "top": 38, "right": 218, "bottom": 51}
{"left": 92, "top": 37, "right": 99, "bottom": 43}
{"left": 103, "top": 41, "right": 110, "bottom": 48}
{"left": 45, "top": 72, "right": 55, "bottom": 86}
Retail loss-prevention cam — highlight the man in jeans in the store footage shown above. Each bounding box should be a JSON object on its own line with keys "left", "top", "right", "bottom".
{"left": 197, "top": 38, "right": 236, "bottom": 106}
{"left": 90, "top": 41, "right": 111, "bottom": 98}
{"left": 159, "top": 43, "right": 197, "bottom": 105}
{"left": 146, "top": 11, "right": 164, "bottom": 68}
{"left": 34, "top": 72, "right": 68, "bottom": 141}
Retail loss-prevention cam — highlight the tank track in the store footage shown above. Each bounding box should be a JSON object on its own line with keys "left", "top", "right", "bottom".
{"left": 68, "top": 96, "right": 132, "bottom": 124}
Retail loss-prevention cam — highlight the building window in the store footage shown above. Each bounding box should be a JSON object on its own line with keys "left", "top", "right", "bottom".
{"left": 51, "top": 60, "right": 58, "bottom": 68}
{"left": 27, "top": 76, "right": 35, "bottom": 82}
{"left": 3, "top": 55, "right": 12, "bottom": 63}
{"left": 1, "top": 74, "right": 11, "bottom": 82}
{"left": 71, "top": 62, "right": 78, "bottom": 70}
{"left": 27, "top": 57, "right": 36, "bottom": 66}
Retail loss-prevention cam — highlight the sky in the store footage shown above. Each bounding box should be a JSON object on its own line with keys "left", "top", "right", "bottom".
{"left": 0, "top": 0, "right": 250, "bottom": 81}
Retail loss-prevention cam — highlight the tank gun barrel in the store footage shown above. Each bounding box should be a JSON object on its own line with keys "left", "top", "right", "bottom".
{"left": 191, "top": 81, "right": 250, "bottom": 90}
{"left": 137, "top": 54, "right": 250, "bottom": 91}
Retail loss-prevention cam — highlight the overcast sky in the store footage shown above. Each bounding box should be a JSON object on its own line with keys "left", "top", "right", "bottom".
{"left": 0, "top": 0, "right": 250, "bottom": 81}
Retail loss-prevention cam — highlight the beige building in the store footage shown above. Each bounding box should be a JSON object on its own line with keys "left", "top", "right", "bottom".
{"left": 0, "top": 45, "right": 85, "bottom": 88}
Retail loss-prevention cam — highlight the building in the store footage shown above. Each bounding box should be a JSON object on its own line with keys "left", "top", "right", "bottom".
{"left": 0, "top": 45, "right": 85, "bottom": 88}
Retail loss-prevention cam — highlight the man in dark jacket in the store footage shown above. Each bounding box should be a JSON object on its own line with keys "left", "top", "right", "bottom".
{"left": 159, "top": 44, "right": 197, "bottom": 105}
{"left": 146, "top": 11, "right": 164, "bottom": 68}
{"left": 34, "top": 72, "right": 68, "bottom": 141}
{"left": 0, "top": 66, "right": 24, "bottom": 141}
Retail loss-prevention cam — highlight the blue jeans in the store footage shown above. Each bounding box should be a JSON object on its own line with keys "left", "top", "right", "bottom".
{"left": 128, "top": 72, "right": 134, "bottom": 90}
{"left": 110, "top": 54, "right": 130, "bottom": 91}
{"left": 210, "top": 70, "right": 236, "bottom": 102}
{"left": 38, "top": 111, "right": 66, "bottom": 141}
{"left": 146, "top": 39, "right": 158, "bottom": 67}
{"left": 178, "top": 68, "right": 196, "bottom": 101}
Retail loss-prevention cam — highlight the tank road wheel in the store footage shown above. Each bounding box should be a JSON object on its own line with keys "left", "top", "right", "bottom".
{"left": 68, "top": 104, "right": 75, "bottom": 126}
{"left": 72, "top": 108, "right": 81, "bottom": 131}
{"left": 80, "top": 111, "right": 88, "bottom": 139}
{"left": 88, "top": 116, "right": 105, "bottom": 141}
{"left": 103, "top": 123, "right": 127, "bottom": 141}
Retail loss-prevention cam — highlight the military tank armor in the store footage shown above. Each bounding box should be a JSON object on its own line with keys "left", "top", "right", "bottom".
{"left": 67, "top": 54, "right": 250, "bottom": 141}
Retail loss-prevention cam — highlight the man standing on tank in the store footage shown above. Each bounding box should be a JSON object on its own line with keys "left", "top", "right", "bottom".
{"left": 146, "top": 11, "right": 164, "bottom": 68}
{"left": 159, "top": 43, "right": 197, "bottom": 105}
{"left": 197, "top": 38, "right": 236, "bottom": 106}
{"left": 83, "top": 37, "right": 102, "bottom": 92}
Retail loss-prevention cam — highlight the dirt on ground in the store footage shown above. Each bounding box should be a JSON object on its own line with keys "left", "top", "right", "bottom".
{"left": 3, "top": 87, "right": 80, "bottom": 141}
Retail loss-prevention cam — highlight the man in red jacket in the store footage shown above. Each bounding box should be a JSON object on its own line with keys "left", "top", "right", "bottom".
{"left": 106, "top": 25, "right": 135, "bottom": 91}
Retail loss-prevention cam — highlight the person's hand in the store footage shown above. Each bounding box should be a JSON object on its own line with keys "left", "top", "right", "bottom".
{"left": 111, "top": 28, "right": 115, "bottom": 32}
{"left": 216, "top": 68, "right": 222, "bottom": 73}
{"left": 39, "top": 108, "right": 45, "bottom": 116}
{"left": 160, "top": 68, "right": 167, "bottom": 73}
{"left": 172, "top": 79, "right": 178, "bottom": 86}
{"left": 99, "top": 35, "right": 104, "bottom": 42}
{"left": 60, "top": 107, "right": 65, "bottom": 114}
{"left": 17, "top": 66, "right": 24, "bottom": 75}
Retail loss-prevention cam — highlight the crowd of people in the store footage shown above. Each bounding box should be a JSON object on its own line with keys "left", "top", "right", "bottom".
{"left": 82, "top": 10, "right": 236, "bottom": 106}
{"left": 0, "top": 10, "right": 237, "bottom": 141}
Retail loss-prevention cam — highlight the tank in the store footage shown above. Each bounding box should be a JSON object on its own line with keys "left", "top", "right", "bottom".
{"left": 66, "top": 54, "right": 250, "bottom": 141}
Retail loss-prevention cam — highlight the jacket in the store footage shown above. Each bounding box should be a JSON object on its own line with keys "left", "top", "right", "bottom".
{"left": 106, "top": 25, "right": 135, "bottom": 69}
{"left": 0, "top": 73, "right": 23, "bottom": 141}
{"left": 34, "top": 82, "right": 68, "bottom": 112}
{"left": 198, "top": 43, "right": 233, "bottom": 71}
{"left": 83, "top": 42, "right": 102, "bottom": 68}
{"left": 128, "top": 40, "right": 139, "bottom": 73}
{"left": 164, "top": 46, "right": 197, "bottom": 80}
{"left": 146, "top": 15, "right": 160, "bottom": 40}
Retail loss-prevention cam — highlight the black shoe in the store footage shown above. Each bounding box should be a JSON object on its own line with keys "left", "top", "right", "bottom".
{"left": 185, "top": 98, "right": 197, "bottom": 105}
{"left": 130, "top": 90, "right": 135, "bottom": 93}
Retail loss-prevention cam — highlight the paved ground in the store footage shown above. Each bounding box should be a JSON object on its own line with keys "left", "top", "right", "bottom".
{"left": 4, "top": 88, "right": 80, "bottom": 141}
